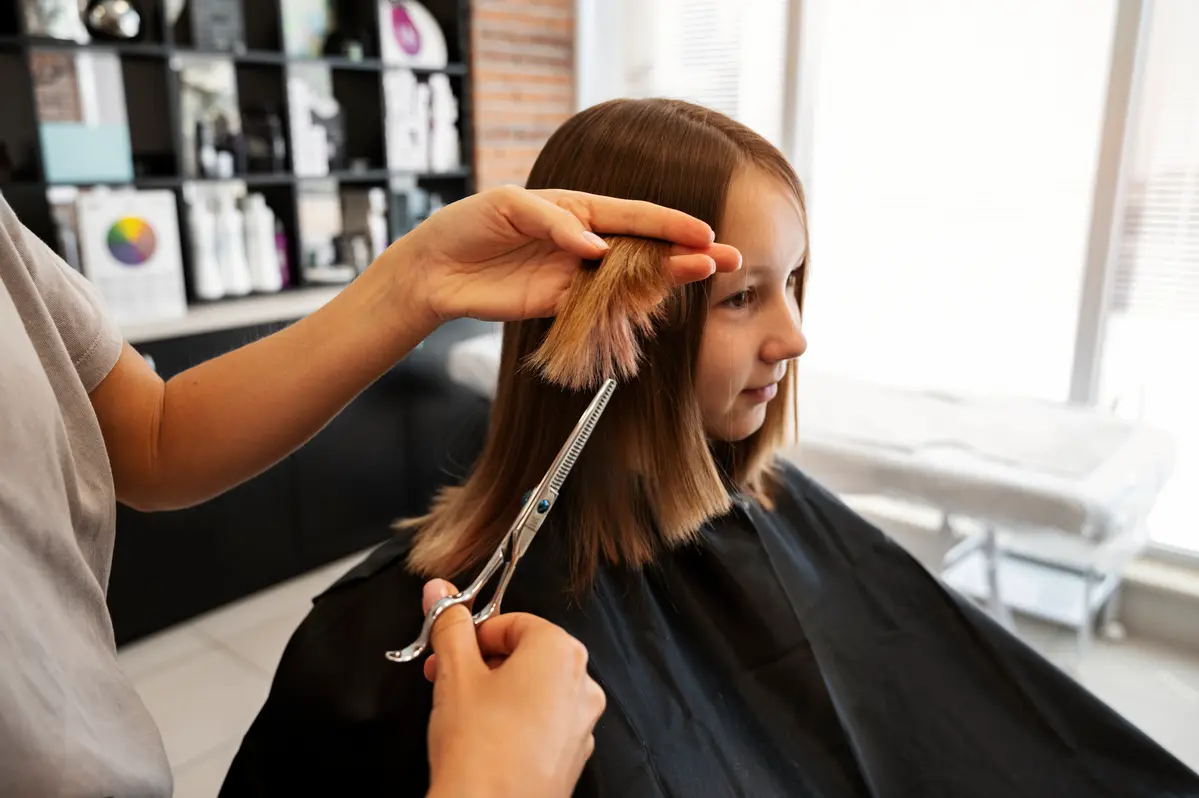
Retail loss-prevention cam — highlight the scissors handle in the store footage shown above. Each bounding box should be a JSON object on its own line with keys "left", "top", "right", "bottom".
{"left": 384, "top": 545, "right": 507, "bottom": 663}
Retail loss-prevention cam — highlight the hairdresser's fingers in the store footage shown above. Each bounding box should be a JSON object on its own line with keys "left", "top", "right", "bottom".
{"left": 421, "top": 579, "right": 478, "bottom": 616}
{"left": 424, "top": 581, "right": 485, "bottom": 681}
{"left": 475, "top": 612, "right": 586, "bottom": 667}
{"left": 424, "top": 653, "right": 506, "bottom": 683}
{"left": 667, "top": 255, "right": 717, "bottom": 285}
{"left": 421, "top": 579, "right": 453, "bottom": 614}
{"left": 496, "top": 187, "right": 610, "bottom": 260}
{"left": 474, "top": 612, "right": 543, "bottom": 659}
{"left": 427, "top": 613, "right": 577, "bottom": 682}
{"left": 672, "top": 242, "right": 741, "bottom": 273}
{"left": 422, "top": 579, "right": 483, "bottom": 683}
{"left": 665, "top": 243, "right": 742, "bottom": 285}
{"left": 541, "top": 189, "right": 716, "bottom": 248}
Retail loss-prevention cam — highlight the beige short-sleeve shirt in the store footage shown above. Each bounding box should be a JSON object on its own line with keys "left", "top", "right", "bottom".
{"left": 0, "top": 193, "right": 171, "bottom": 797}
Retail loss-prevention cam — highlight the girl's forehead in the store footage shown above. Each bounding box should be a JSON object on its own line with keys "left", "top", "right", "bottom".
{"left": 719, "top": 172, "right": 807, "bottom": 271}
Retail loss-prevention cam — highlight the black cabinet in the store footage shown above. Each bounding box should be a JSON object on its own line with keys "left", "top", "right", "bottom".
{"left": 106, "top": 317, "right": 495, "bottom": 645}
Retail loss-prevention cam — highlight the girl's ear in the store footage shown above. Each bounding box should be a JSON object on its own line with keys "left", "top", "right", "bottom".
{"left": 525, "top": 237, "right": 674, "bottom": 390}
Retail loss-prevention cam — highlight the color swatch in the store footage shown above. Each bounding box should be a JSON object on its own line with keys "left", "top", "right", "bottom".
{"left": 106, "top": 216, "right": 158, "bottom": 266}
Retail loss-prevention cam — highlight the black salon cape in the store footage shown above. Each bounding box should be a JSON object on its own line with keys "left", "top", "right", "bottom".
{"left": 220, "top": 462, "right": 1199, "bottom": 797}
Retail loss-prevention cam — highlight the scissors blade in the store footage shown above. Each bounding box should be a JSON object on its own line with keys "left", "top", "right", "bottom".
{"left": 512, "top": 378, "right": 617, "bottom": 559}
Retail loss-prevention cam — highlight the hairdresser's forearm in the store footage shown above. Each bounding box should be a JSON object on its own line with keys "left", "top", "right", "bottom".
{"left": 149, "top": 250, "right": 437, "bottom": 508}
{"left": 426, "top": 772, "right": 504, "bottom": 798}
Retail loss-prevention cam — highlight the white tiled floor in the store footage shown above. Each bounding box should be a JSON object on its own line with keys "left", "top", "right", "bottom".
{"left": 117, "top": 536, "right": 1199, "bottom": 798}
{"left": 116, "top": 551, "right": 368, "bottom": 798}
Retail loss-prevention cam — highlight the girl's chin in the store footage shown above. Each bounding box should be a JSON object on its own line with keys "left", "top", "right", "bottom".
{"left": 705, "top": 405, "right": 768, "bottom": 443}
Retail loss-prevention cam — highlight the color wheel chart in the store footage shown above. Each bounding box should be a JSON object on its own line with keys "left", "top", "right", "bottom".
{"left": 106, "top": 217, "right": 158, "bottom": 266}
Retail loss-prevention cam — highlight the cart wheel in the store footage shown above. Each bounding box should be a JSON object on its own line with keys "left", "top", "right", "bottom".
{"left": 1102, "top": 620, "right": 1127, "bottom": 641}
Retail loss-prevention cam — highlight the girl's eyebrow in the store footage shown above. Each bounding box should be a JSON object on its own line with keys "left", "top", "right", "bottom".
{"left": 738, "top": 256, "right": 806, "bottom": 279}
{"left": 739, "top": 265, "right": 774, "bottom": 279}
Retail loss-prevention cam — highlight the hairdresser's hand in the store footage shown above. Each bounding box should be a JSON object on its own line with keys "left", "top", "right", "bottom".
{"left": 390, "top": 185, "right": 742, "bottom": 328}
{"left": 423, "top": 579, "right": 605, "bottom": 798}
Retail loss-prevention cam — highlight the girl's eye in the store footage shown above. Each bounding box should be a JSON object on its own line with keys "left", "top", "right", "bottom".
{"left": 722, "top": 289, "right": 754, "bottom": 309}
{"left": 786, "top": 268, "right": 802, "bottom": 288}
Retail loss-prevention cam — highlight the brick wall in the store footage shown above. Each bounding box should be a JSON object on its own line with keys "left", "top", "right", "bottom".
{"left": 471, "top": 0, "right": 575, "bottom": 190}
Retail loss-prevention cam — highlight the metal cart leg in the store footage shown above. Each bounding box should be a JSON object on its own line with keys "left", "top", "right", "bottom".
{"left": 1101, "top": 584, "right": 1127, "bottom": 640}
{"left": 983, "top": 526, "right": 1016, "bottom": 631}
{"left": 1077, "top": 571, "right": 1095, "bottom": 663}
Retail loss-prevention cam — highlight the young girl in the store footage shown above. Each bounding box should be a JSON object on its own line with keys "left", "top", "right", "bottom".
{"left": 221, "top": 100, "right": 1198, "bottom": 797}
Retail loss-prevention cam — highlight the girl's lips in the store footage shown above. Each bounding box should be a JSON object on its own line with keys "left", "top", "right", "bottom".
{"left": 742, "top": 382, "right": 778, "bottom": 403}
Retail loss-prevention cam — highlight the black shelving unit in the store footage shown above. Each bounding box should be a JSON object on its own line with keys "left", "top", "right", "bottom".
{"left": 0, "top": 0, "right": 474, "bottom": 303}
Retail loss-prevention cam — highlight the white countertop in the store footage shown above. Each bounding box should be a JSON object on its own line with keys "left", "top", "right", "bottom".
{"left": 122, "top": 286, "right": 345, "bottom": 344}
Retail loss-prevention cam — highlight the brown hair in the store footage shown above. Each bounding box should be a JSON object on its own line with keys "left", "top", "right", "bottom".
{"left": 403, "top": 99, "right": 807, "bottom": 590}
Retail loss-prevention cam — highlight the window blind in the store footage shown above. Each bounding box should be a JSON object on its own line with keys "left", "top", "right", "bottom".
{"left": 1112, "top": 1, "right": 1199, "bottom": 319}
{"left": 614, "top": 0, "right": 788, "bottom": 146}
{"left": 675, "top": 0, "right": 744, "bottom": 119}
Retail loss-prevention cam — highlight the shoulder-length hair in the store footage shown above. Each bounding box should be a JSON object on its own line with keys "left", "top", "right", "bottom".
{"left": 403, "top": 99, "right": 807, "bottom": 591}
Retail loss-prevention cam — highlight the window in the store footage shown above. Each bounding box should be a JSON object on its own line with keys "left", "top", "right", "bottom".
{"left": 575, "top": 0, "right": 789, "bottom": 147}
{"left": 1097, "top": 0, "right": 1199, "bottom": 554}
{"left": 794, "top": 0, "right": 1118, "bottom": 401}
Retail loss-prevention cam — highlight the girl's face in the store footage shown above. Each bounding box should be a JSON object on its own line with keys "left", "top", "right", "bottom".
{"left": 697, "top": 167, "right": 808, "bottom": 442}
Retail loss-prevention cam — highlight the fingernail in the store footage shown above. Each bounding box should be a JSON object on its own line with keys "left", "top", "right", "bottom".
{"left": 424, "top": 580, "right": 450, "bottom": 604}
{"left": 708, "top": 227, "right": 716, "bottom": 243}
{"left": 705, "top": 256, "right": 716, "bottom": 275}
{"left": 582, "top": 231, "right": 609, "bottom": 251}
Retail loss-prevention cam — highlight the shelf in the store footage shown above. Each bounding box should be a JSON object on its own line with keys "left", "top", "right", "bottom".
{"left": 0, "top": 35, "right": 169, "bottom": 57}
{"left": 204, "top": 49, "right": 284, "bottom": 65}
{"left": 122, "top": 285, "right": 345, "bottom": 344}
{"left": 0, "top": 37, "right": 468, "bottom": 75}
{"left": 296, "top": 55, "right": 379, "bottom": 71}
{"left": 1, "top": 169, "right": 472, "bottom": 191}
{"left": 173, "top": 48, "right": 466, "bottom": 75}
{"left": 304, "top": 168, "right": 473, "bottom": 183}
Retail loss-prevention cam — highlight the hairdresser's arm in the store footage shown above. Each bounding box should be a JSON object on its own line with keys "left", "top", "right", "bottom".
{"left": 91, "top": 185, "right": 740, "bottom": 511}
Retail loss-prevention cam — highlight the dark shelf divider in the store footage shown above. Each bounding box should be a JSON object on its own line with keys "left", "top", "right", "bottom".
{"left": 0, "top": 35, "right": 170, "bottom": 56}
{"left": 0, "top": 49, "right": 42, "bottom": 182}
{"left": 332, "top": 66, "right": 386, "bottom": 171}
{"left": 243, "top": 0, "right": 284, "bottom": 52}
{"left": 1, "top": 168, "right": 473, "bottom": 191}
{"left": 122, "top": 54, "right": 178, "bottom": 179}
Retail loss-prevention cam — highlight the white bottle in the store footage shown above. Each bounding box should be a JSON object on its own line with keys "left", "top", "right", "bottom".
{"left": 428, "top": 74, "right": 460, "bottom": 173}
{"left": 188, "top": 198, "right": 224, "bottom": 301}
{"left": 215, "top": 193, "right": 252, "bottom": 296}
{"left": 243, "top": 194, "right": 283, "bottom": 293}
{"left": 414, "top": 83, "right": 431, "bottom": 172}
{"left": 367, "top": 188, "right": 389, "bottom": 261}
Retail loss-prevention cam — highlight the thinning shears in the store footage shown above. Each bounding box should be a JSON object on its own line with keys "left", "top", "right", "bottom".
{"left": 385, "top": 378, "right": 617, "bottom": 663}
